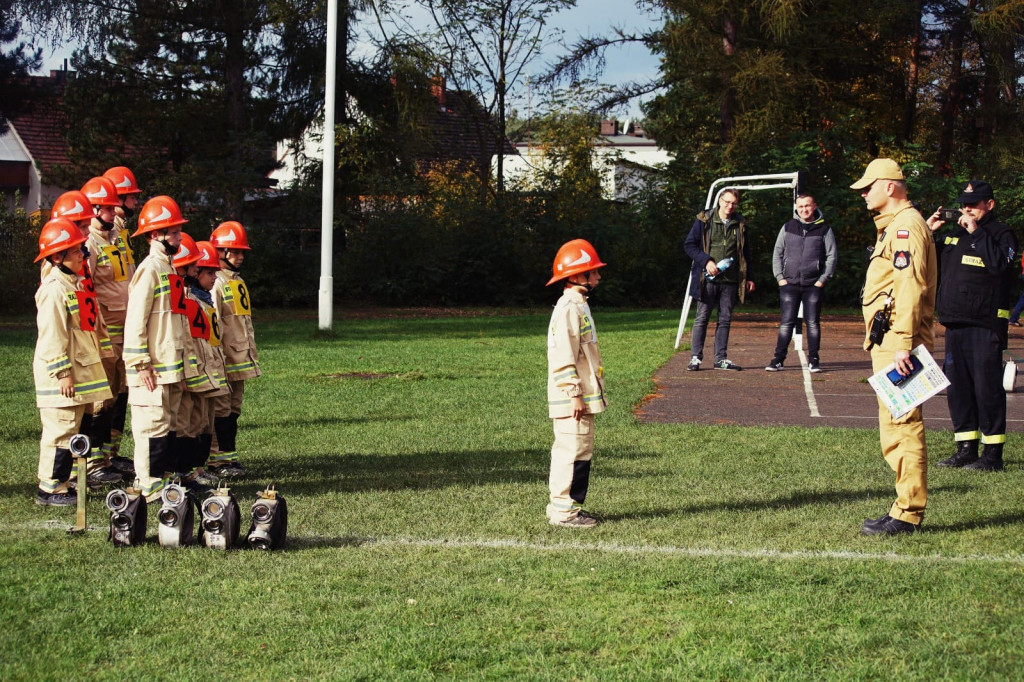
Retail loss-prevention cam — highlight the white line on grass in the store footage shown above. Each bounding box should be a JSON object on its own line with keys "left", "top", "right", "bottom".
{"left": 14, "top": 524, "right": 1023, "bottom": 566}
{"left": 297, "top": 535, "right": 1024, "bottom": 566}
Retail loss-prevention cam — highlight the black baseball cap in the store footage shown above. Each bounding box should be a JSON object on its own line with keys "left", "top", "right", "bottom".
{"left": 957, "top": 180, "right": 994, "bottom": 204}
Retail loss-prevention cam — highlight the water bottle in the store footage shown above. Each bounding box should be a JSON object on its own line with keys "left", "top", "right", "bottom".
{"left": 705, "top": 257, "right": 734, "bottom": 281}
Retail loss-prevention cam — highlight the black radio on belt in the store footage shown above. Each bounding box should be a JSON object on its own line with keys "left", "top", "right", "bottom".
{"left": 869, "top": 298, "right": 893, "bottom": 347}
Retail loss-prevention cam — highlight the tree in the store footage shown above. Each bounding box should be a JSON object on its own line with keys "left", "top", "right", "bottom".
{"left": 380, "top": 0, "right": 574, "bottom": 194}
{"left": 0, "top": 0, "right": 42, "bottom": 135}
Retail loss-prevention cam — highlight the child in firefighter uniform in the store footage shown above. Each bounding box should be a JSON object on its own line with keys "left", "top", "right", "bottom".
{"left": 32, "top": 218, "right": 113, "bottom": 505}
{"left": 81, "top": 176, "right": 136, "bottom": 482}
{"left": 208, "top": 221, "right": 261, "bottom": 477}
{"left": 122, "top": 196, "right": 193, "bottom": 501}
{"left": 48, "top": 190, "right": 118, "bottom": 486}
{"left": 99, "top": 166, "right": 145, "bottom": 473}
{"left": 545, "top": 239, "right": 607, "bottom": 528}
{"left": 173, "top": 236, "right": 229, "bottom": 487}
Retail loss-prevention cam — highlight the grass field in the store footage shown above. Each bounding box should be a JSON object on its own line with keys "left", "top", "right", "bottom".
{"left": 2, "top": 308, "right": 1023, "bottom": 680}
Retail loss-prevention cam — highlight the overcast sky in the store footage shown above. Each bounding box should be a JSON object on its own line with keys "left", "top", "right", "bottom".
{"left": 38, "top": 1, "right": 663, "bottom": 119}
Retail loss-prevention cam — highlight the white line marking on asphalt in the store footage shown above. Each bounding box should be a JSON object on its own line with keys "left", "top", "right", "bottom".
{"left": 796, "top": 347, "right": 822, "bottom": 417}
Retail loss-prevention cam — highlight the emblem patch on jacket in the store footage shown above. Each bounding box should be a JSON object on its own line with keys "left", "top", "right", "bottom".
{"left": 893, "top": 251, "right": 910, "bottom": 270}
{"left": 896, "top": 230, "right": 909, "bottom": 239}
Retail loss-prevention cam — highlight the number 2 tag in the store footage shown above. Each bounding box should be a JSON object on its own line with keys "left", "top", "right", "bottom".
{"left": 168, "top": 274, "right": 187, "bottom": 314}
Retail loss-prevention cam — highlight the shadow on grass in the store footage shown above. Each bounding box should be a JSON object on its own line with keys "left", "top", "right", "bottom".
{"left": 239, "top": 414, "right": 413, "bottom": 431}
{"left": 927, "top": 511, "right": 1024, "bottom": 533}
{"left": 255, "top": 446, "right": 659, "bottom": 495}
{"left": 602, "top": 484, "right": 974, "bottom": 521}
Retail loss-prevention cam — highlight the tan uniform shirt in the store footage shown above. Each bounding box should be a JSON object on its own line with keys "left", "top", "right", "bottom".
{"left": 862, "top": 201, "right": 937, "bottom": 352}
{"left": 33, "top": 267, "right": 113, "bottom": 407}
{"left": 547, "top": 287, "right": 606, "bottom": 419}
{"left": 85, "top": 218, "right": 135, "bottom": 343}
{"left": 183, "top": 288, "right": 229, "bottom": 396}
{"left": 123, "top": 241, "right": 191, "bottom": 386}
{"left": 214, "top": 269, "right": 261, "bottom": 380}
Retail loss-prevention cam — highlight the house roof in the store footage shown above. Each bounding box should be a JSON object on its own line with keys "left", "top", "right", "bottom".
{"left": 4, "top": 71, "right": 73, "bottom": 175}
{"left": 418, "top": 89, "right": 516, "bottom": 169}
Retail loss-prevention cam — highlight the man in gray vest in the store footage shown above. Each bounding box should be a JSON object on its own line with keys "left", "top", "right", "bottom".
{"left": 765, "top": 193, "right": 837, "bottom": 373}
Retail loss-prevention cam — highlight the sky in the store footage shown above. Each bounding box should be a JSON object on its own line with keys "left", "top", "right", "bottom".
{"left": 38, "top": 0, "right": 664, "bottom": 119}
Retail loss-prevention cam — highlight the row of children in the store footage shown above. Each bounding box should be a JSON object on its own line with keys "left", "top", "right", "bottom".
{"left": 33, "top": 167, "right": 261, "bottom": 506}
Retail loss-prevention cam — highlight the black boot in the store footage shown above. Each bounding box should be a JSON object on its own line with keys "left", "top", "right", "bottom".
{"left": 936, "top": 440, "right": 978, "bottom": 468}
{"left": 964, "top": 443, "right": 1004, "bottom": 472}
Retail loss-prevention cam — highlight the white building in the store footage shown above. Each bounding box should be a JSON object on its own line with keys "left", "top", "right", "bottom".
{"left": 495, "top": 119, "right": 673, "bottom": 201}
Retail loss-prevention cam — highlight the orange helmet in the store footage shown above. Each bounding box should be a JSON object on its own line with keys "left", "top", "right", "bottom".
{"left": 102, "top": 166, "right": 142, "bottom": 195}
{"left": 547, "top": 239, "right": 607, "bottom": 285}
{"left": 133, "top": 195, "right": 188, "bottom": 237}
{"left": 210, "top": 220, "right": 250, "bottom": 250}
{"left": 35, "top": 217, "right": 87, "bottom": 263}
{"left": 195, "top": 240, "right": 220, "bottom": 269}
{"left": 81, "top": 176, "right": 121, "bottom": 207}
{"left": 51, "top": 190, "right": 98, "bottom": 222}
{"left": 172, "top": 233, "right": 201, "bottom": 268}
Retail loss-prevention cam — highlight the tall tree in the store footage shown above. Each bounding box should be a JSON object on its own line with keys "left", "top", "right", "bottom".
{"left": 382, "top": 0, "right": 574, "bottom": 194}
{"left": 0, "top": 0, "right": 42, "bottom": 135}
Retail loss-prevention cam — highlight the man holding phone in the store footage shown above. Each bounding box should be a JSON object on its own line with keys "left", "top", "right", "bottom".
{"left": 927, "top": 181, "right": 1018, "bottom": 471}
{"left": 852, "top": 159, "right": 937, "bottom": 535}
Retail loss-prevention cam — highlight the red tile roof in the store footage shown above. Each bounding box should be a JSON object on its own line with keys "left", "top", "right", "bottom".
{"left": 6, "top": 71, "right": 73, "bottom": 175}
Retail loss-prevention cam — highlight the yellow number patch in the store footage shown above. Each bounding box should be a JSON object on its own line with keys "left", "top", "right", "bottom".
{"left": 101, "top": 245, "right": 129, "bottom": 282}
{"left": 225, "top": 280, "right": 252, "bottom": 316}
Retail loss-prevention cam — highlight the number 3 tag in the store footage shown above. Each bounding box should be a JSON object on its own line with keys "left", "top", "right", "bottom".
{"left": 76, "top": 291, "right": 98, "bottom": 331}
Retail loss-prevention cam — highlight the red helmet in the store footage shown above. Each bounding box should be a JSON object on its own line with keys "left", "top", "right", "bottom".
{"left": 51, "top": 190, "right": 98, "bottom": 222}
{"left": 133, "top": 195, "right": 188, "bottom": 237}
{"left": 81, "top": 176, "right": 122, "bottom": 207}
{"left": 172, "top": 233, "right": 201, "bottom": 268}
{"left": 102, "top": 166, "right": 142, "bottom": 195}
{"left": 547, "top": 239, "right": 607, "bottom": 285}
{"left": 35, "top": 217, "right": 87, "bottom": 263}
{"left": 210, "top": 220, "right": 250, "bottom": 250}
{"left": 195, "top": 240, "right": 220, "bottom": 269}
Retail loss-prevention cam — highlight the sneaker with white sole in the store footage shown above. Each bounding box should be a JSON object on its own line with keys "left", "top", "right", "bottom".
{"left": 687, "top": 356, "right": 700, "bottom": 371}
{"left": 714, "top": 359, "right": 742, "bottom": 371}
{"left": 808, "top": 360, "right": 822, "bottom": 373}
{"left": 765, "top": 359, "right": 784, "bottom": 371}
{"left": 549, "top": 511, "right": 599, "bottom": 528}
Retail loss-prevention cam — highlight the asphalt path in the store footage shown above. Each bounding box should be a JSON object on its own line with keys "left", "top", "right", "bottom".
{"left": 639, "top": 313, "right": 1024, "bottom": 431}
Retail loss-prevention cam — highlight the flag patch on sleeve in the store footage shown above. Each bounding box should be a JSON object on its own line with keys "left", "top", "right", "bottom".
{"left": 896, "top": 230, "right": 909, "bottom": 239}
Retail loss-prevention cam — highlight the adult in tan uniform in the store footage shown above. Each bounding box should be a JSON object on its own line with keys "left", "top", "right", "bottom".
{"left": 32, "top": 218, "right": 112, "bottom": 505}
{"left": 545, "top": 239, "right": 607, "bottom": 528}
{"left": 123, "top": 196, "right": 190, "bottom": 500}
{"left": 101, "top": 166, "right": 144, "bottom": 473}
{"left": 81, "top": 175, "right": 134, "bottom": 482}
{"left": 208, "top": 220, "right": 261, "bottom": 477}
{"left": 851, "top": 159, "right": 937, "bottom": 535}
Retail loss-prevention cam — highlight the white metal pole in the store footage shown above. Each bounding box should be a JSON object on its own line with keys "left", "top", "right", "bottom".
{"left": 318, "top": 0, "right": 339, "bottom": 330}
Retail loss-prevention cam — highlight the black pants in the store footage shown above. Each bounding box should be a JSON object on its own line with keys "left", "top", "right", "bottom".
{"left": 943, "top": 325, "right": 1005, "bottom": 441}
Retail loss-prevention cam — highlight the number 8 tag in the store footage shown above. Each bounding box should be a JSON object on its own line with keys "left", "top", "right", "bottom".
{"left": 226, "top": 280, "right": 252, "bottom": 316}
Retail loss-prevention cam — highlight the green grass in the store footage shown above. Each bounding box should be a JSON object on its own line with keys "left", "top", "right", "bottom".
{"left": 1, "top": 308, "right": 1023, "bottom": 680}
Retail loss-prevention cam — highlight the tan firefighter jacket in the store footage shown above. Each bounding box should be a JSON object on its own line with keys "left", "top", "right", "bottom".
{"left": 123, "top": 240, "right": 194, "bottom": 387}
{"left": 85, "top": 218, "right": 135, "bottom": 344}
{"left": 862, "top": 201, "right": 937, "bottom": 353}
{"left": 183, "top": 287, "right": 229, "bottom": 396}
{"left": 547, "top": 287, "right": 607, "bottom": 419}
{"left": 33, "top": 266, "right": 113, "bottom": 407}
{"left": 214, "top": 268, "right": 261, "bottom": 381}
